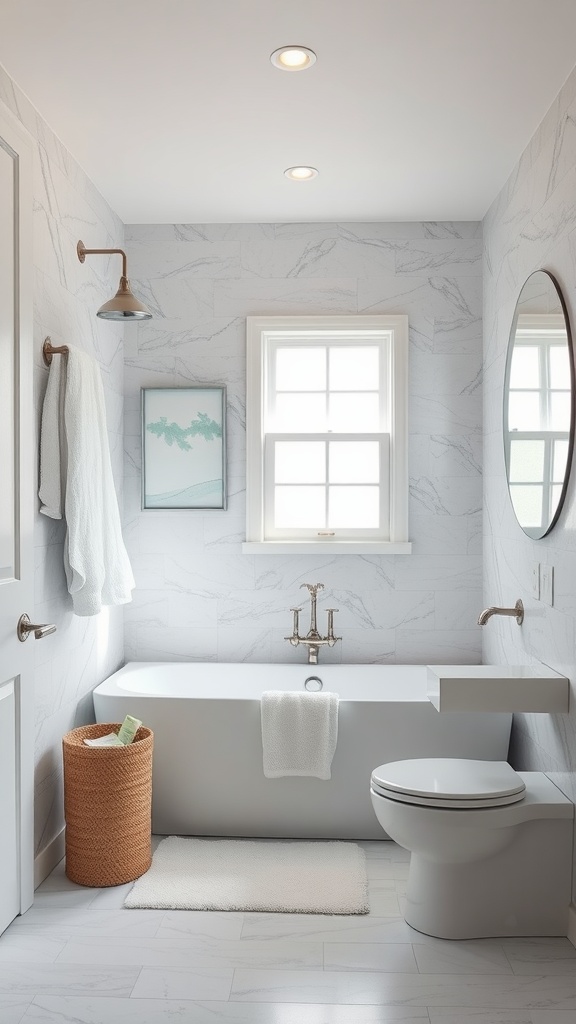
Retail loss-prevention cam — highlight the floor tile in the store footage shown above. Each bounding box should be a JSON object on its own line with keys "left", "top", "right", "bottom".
{"left": 11, "top": 909, "right": 163, "bottom": 938}
{"left": 530, "top": 1013, "right": 576, "bottom": 1023}
{"left": 366, "top": 861, "right": 411, "bottom": 881}
{"left": 503, "top": 942, "right": 576, "bottom": 975}
{"left": 241, "top": 913, "right": 415, "bottom": 944}
{"left": 0, "top": 933, "right": 67, "bottom": 963}
{"left": 0, "top": 996, "right": 33, "bottom": 1024}
{"left": 130, "top": 967, "right": 233, "bottom": 1000}
{"left": 88, "top": 883, "right": 134, "bottom": 910}
{"left": 413, "top": 941, "right": 513, "bottom": 974}
{"left": 368, "top": 884, "right": 402, "bottom": 916}
{"left": 56, "top": 935, "right": 323, "bottom": 969}
{"left": 229, "top": 969, "right": 576, "bottom": 1007}
{"left": 157, "top": 911, "right": 244, "bottom": 940}
{"left": 24, "top": 995, "right": 430, "bottom": 1023}
{"left": 0, "top": 964, "right": 140, "bottom": 996}
{"left": 32, "top": 891, "right": 99, "bottom": 910}
{"left": 324, "top": 941, "right": 418, "bottom": 973}
{"left": 428, "top": 1012, "right": 532, "bottom": 1023}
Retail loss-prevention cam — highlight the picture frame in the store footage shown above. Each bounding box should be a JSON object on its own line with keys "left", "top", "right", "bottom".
{"left": 141, "top": 386, "right": 227, "bottom": 510}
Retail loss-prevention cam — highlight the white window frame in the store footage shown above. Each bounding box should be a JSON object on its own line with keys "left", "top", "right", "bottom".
{"left": 243, "top": 314, "right": 411, "bottom": 554}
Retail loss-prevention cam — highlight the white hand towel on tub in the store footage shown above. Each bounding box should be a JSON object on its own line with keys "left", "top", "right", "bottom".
{"left": 261, "top": 690, "right": 339, "bottom": 780}
{"left": 39, "top": 344, "right": 135, "bottom": 616}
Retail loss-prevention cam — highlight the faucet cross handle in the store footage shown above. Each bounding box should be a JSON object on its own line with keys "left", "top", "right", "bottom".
{"left": 300, "top": 582, "right": 325, "bottom": 597}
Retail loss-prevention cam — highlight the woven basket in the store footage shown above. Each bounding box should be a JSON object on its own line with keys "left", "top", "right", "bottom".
{"left": 63, "top": 723, "right": 153, "bottom": 887}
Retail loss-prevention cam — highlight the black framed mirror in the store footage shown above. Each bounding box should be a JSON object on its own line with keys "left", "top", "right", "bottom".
{"left": 503, "top": 270, "right": 575, "bottom": 539}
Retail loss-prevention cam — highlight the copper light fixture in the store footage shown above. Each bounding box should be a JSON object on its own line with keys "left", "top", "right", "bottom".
{"left": 77, "top": 240, "right": 152, "bottom": 321}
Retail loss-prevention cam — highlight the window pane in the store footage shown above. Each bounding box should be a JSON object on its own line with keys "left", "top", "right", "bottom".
{"left": 550, "top": 391, "right": 571, "bottom": 430}
{"left": 275, "top": 347, "right": 326, "bottom": 391}
{"left": 274, "top": 393, "right": 326, "bottom": 431}
{"left": 510, "top": 346, "right": 540, "bottom": 388}
{"left": 553, "top": 439, "right": 569, "bottom": 483}
{"left": 549, "top": 346, "right": 570, "bottom": 389}
{"left": 552, "top": 484, "right": 563, "bottom": 515}
{"left": 509, "top": 439, "right": 544, "bottom": 483}
{"left": 275, "top": 441, "right": 325, "bottom": 483}
{"left": 509, "top": 485, "right": 543, "bottom": 529}
{"left": 329, "top": 441, "right": 380, "bottom": 483}
{"left": 328, "top": 486, "right": 379, "bottom": 528}
{"left": 329, "top": 346, "right": 380, "bottom": 390}
{"left": 508, "top": 392, "right": 541, "bottom": 431}
{"left": 329, "top": 392, "right": 380, "bottom": 431}
{"left": 275, "top": 486, "right": 325, "bottom": 527}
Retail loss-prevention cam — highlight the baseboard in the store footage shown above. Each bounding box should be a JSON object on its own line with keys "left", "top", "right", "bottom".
{"left": 34, "top": 828, "right": 65, "bottom": 889}
{"left": 568, "top": 902, "right": 576, "bottom": 948}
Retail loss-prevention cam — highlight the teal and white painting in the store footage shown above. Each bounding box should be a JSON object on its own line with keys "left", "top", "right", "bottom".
{"left": 142, "top": 387, "right": 226, "bottom": 509}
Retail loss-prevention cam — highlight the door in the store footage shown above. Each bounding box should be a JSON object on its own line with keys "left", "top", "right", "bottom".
{"left": 0, "top": 101, "right": 34, "bottom": 935}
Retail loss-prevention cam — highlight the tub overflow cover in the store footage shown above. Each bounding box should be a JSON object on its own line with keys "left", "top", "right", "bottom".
{"left": 304, "top": 675, "right": 323, "bottom": 691}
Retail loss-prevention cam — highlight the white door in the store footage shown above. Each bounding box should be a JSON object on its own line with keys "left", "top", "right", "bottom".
{"left": 0, "top": 101, "right": 34, "bottom": 935}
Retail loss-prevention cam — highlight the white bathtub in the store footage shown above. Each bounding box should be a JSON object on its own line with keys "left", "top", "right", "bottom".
{"left": 93, "top": 662, "right": 512, "bottom": 840}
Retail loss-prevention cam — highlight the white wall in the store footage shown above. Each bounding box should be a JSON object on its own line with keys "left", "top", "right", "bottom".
{"left": 483, "top": 68, "right": 576, "bottom": 890}
{"left": 0, "top": 67, "right": 125, "bottom": 861}
{"left": 123, "top": 222, "right": 483, "bottom": 665}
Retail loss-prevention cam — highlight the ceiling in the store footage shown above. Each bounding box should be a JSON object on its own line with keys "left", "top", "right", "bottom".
{"left": 1, "top": 0, "right": 576, "bottom": 224}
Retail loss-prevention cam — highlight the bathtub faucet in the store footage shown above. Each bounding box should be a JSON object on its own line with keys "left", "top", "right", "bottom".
{"left": 285, "top": 583, "right": 341, "bottom": 664}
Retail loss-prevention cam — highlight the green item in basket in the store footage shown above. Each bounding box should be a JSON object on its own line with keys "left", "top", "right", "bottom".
{"left": 84, "top": 732, "right": 124, "bottom": 747}
{"left": 117, "top": 714, "right": 142, "bottom": 745}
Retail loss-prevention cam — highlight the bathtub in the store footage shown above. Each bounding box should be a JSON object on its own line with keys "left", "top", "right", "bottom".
{"left": 93, "top": 662, "right": 512, "bottom": 840}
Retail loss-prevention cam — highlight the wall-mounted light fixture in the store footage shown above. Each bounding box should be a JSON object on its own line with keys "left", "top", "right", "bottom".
{"left": 77, "top": 240, "right": 152, "bottom": 320}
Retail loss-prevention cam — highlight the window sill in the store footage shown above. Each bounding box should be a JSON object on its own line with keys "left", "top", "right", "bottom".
{"left": 242, "top": 541, "right": 412, "bottom": 555}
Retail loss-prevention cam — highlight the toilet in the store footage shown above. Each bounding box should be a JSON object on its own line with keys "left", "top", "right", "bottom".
{"left": 370, "top": 758, "right": 574, "bottom": 939}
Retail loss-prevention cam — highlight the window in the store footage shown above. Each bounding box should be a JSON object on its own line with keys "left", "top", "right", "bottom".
{"left": 244, "top": 315, "right": 411, "bottom": 553}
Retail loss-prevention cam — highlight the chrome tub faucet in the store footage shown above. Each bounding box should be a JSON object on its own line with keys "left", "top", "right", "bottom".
{"left": 477, "top": 599, "right": 524, "bottom": 626}
{"left": 285, "top": 582, "right": 341, "bottom": 664}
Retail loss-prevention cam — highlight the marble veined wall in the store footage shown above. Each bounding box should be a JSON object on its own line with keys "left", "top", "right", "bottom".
{"left": 483, "top": 67, "right": 576, "bottom": 892}
{"left": 124, "top": 221, "right": 483, "bottom": 665}
{"left": 0, "top": 66, "right": 125, "bottom": 860}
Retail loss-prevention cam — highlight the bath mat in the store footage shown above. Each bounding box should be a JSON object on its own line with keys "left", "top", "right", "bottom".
{"left": 124, "top": 836, "right": 369, "bottom": 914}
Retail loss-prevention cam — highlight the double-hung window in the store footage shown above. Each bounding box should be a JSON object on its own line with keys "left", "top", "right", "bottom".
{"left": 244, "top": 315, "right": 411, "bottom": 554}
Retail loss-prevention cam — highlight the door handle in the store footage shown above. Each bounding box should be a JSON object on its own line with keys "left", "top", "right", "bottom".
{"left": 17, "top": 613, "right": 57, "bottom": 642}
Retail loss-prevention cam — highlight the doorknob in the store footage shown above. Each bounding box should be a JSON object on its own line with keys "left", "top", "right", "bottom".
{"left": 17, "top": 613, "right": 57, "bottom": 642}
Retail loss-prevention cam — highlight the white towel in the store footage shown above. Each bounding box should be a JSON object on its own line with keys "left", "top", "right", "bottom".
{"left": 261, "top": 690, "right": 339, "bottom": 780}
{"left": 39, "top": 344, "right": 135, "bottom": 616}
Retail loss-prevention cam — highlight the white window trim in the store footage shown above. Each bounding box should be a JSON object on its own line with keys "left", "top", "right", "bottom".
{"left": 243, "top": 314, "right": 411, "bottom": 555}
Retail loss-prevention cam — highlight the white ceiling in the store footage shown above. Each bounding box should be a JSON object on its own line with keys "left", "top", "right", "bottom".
{"left": 1, "top": 0, "right": 576, "bottom": 224}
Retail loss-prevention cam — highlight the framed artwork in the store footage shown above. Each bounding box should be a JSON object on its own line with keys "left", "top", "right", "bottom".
{"left": 141, "top": 387, "right": 227, "bottom": 510}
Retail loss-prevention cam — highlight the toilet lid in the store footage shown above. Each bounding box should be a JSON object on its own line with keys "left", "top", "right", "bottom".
{"left": 371, "top": 758, "right": 526, "bottom": 809}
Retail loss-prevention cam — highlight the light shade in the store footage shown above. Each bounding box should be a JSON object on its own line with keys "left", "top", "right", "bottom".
{"left": 97, "top": 277, "right": 152, "bottom": 321}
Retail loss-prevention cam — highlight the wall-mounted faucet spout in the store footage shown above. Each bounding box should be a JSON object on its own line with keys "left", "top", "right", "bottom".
{"left": 478, "top": 599, "right": 524, "bottom": 626}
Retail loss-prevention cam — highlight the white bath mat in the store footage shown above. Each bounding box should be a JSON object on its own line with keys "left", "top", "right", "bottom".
{"left": 125, "top": 836, "right": 368, "bottom": 914}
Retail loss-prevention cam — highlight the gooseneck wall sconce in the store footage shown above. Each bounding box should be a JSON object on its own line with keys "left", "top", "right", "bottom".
{"left": 77, "top": 240, "right": 152, "bottom": 321}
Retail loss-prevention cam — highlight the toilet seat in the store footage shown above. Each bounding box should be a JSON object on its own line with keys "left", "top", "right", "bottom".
{"left": 371, "top": 758, "right": 526, "bottom": 809}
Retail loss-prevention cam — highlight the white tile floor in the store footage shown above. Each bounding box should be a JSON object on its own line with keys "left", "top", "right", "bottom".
{"left": 1, "top": 840, "right": 576, "bottom": 1023}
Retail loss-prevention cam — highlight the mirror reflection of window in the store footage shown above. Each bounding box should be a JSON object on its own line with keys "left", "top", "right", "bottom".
{"left": 504, "top": 272, "right": 574, "bottom": 540}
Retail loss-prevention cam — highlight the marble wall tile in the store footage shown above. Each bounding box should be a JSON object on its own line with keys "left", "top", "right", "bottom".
{"left": 483, "top": 62, "right": 576, "bottom": 897}
{"left": 125, "top": 221, "right": 482, "bottom": 668}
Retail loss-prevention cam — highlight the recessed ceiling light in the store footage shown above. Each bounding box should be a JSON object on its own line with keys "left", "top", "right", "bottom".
{"left": 270, "top": 46, "right": 317, "bottom": 71}
{"left": 284, "top": 166, "right": 319, "bottom": 181}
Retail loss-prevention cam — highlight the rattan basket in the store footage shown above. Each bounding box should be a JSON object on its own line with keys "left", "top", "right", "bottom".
{"left": 63, "top": 723, "right": 153, "bottom": 887}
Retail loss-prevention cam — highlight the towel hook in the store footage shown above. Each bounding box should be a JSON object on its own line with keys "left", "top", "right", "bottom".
{"left": 43, "top": 337, "right": 69, "bottom": 366}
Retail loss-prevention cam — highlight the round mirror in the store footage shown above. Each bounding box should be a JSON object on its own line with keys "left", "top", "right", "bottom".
{"left": 504, "top": 270, "right": 575, "bottom": 538}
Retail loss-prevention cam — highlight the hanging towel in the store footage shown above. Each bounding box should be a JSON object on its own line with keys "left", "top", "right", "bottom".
{"left": 39, "top": 344, "right": 135, "bottom": 616}
{"left": 261, "top": 690, "right": 339, "bottom": 780}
